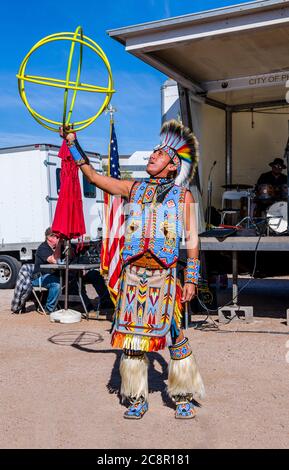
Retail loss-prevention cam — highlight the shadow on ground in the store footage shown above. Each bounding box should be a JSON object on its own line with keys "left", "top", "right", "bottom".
{"left": 47, "top": 330, "right": 202, "bottom": 410}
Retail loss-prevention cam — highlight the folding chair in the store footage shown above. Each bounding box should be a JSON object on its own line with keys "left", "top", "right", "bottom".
{"left": 31, "top": 285, "right": 49, "bottom": 315}
{"left": 221, "top": 190, "right": 248, "bottom": 224}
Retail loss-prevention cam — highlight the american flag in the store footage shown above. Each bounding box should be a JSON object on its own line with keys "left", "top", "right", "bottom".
{"left": 101, "top": 122, "right": 125, "bottom": 303}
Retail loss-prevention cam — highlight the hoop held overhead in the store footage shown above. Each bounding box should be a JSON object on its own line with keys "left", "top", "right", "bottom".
{"left": 16, "top": 27, "right": 114, "bottom": 132}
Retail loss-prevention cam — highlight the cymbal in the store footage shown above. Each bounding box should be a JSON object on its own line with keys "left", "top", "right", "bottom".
{"left": 222, "top": 183, "right": 254, "bottom": 190}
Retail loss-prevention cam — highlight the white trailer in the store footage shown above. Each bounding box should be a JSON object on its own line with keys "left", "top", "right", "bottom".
{"left": 0, "top": 143, "right": 103, "bottom": 288}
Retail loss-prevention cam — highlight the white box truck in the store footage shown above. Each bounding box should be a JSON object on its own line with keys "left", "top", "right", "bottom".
{"left": 0, "top": 143, "right": 104, "bottom": 288}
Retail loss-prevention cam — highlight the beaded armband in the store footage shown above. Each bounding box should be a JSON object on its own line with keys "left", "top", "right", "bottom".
{"left": 75, "top": 158, "right": 88, "bottom": 167}
{"left": 67, "top": 138, "right": 90, "bottom": 166}
{"left": 169, "top": 337, "right": 192, "bottom": 360}
{"left": 123, "top": 349, "right": 145, "bottom": 358}
{"left": 184, "top": 257, "right": 200, "bottom": 285}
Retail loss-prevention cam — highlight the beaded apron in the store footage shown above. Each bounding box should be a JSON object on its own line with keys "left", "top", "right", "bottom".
{"left": 111, "top": 261, "right": 182, "bottom": 352}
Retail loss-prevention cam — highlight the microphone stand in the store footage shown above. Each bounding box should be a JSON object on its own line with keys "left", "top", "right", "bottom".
{"left": 206, "top": 161, "right": 216, "bottom": 228}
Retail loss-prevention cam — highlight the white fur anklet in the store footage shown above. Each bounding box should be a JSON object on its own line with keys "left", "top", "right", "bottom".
{"left": 167, "top": 338, "right": 205, "bottom": 401}
{"left": 120, "top": 351, "right": 149, "bottom": 402}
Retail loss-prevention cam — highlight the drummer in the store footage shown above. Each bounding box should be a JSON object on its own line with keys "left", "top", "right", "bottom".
{"left": 254, "top": 158, "right": 287, "bottom": 216}
{"left": 257, "top": 158, "right": 287, "bottom": 189}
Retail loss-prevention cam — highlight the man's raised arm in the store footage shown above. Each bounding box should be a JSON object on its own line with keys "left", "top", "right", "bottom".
{"left": 60, "top": 128, "right": 134, "bottom": 199}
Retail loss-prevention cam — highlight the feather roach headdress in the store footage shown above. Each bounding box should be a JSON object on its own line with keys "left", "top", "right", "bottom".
{"left": 154, "top": 120, "right": 199, "bottom": 186}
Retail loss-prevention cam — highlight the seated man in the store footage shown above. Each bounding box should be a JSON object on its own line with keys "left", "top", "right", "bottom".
{"left": 255, "top": 157, "right": 287, "bottom": 216}
{"left": 257, "top": 157, "right": 287, "bottom": 188}
{"left": 32, "top": 227, "right": 61, "bottom": 314}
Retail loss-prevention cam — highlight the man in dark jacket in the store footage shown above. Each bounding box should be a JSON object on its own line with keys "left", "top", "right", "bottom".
{"left": 257, "top": 157, "right": 287, "bottom": 189}
{"left": 255, "top": 158, "right": 287, "bottom": 215}
{"left": 32, "top": 227, "right": 61, "bottom": 313}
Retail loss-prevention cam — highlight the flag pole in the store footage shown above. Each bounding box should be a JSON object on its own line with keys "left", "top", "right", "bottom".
{"left": 101, "top": 105, "right": 124, "bottom": 305}
{"left": 106, "top": 104, "right": 117, "bottom": 174}
{"left": 101, "top": 104, "right": 117, "bottom": 276}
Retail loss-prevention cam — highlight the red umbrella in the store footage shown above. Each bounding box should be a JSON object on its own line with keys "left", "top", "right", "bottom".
{"left": 52, "top": 139, "right": 86, "bottom": 238}
{"left": 51, "top": 139, "right": 86, "bottom": 317}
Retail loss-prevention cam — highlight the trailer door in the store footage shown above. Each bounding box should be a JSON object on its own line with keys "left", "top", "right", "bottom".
{"left": 47, "top": 152, "right": 103, "bottom": 239}
{"left": 46, "top": 150, "right": 61, "bottom": 224}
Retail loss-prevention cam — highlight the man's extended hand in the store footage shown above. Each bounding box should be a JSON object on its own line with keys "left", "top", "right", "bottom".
{"left": 181, "top": 283, "right": 197, "bottom": 303}
{"left": 59, "top": 125, "right": 75, "bottom": 144}
{"left": 58, "top": 125, "right": 134, "bottom": 198}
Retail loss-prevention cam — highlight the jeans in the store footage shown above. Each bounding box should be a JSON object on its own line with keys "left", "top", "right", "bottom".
{"left": 32, "top": 273, "right": 61, "bottom": 312}
{"left": 82, "top": 270, "right": 114, "bottom": 309}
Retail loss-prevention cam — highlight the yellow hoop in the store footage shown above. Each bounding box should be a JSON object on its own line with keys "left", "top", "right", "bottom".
{"left": 16, "top": 27, "right": 115, "bottom": 132}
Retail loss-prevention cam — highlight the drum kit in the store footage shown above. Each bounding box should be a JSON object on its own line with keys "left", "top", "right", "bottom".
{"left": 221, "top": 183, "right": 288, "bottom": 234}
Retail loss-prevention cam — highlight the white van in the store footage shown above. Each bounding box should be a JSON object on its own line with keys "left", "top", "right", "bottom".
{"left": 0, "top": 143, "right": 104, "bottom": 288}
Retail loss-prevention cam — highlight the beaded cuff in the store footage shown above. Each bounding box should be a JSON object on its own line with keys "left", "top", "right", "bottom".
{"left": 169, "top": 337, "right": 192, "bottom": 360}
{"left": 184, "top": 257, "right": 200, "bottom": 285}
{"left": 67, "top": 139, "right": 90, "bottom": 165}
{"left": 123, "top": 349, "right": 145, "bottom": 358}
{"left": 75, "top": 158, "right": 88, "bottom": 167}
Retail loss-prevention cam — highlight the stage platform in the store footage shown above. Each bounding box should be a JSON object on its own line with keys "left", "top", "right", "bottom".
{"left": 200, "top": 235, "right": 289, "bottom": 251}
{"left": 199, "top": 236, "right": 289, "bottom": 325}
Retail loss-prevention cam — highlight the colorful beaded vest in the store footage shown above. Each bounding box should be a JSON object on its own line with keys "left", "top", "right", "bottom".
{"left": 122, "top": 178, "right": 186, "bottom": 267}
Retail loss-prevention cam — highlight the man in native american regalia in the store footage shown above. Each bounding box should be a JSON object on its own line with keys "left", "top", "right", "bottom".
{"left": 61, "top": 120, "right": 205, "bottom": 419}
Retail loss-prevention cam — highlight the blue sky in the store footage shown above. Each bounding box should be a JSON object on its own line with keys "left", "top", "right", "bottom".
{"left": 1, "top": 0, "right": 251, "bottom": 154}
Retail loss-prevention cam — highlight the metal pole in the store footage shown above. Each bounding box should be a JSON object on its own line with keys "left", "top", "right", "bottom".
{"left": 177, "top": 83, "right": 201, "bottom": 189}
{"left": 232, "top": 251, "right": 238, "bottom": 306}
{"left": 286, "top": 140, "right": 289, "bottom": 232}
{"left": 64, "top": 239, "right": 70, "bottom": 310}
{"left": 184, "top": 302, "right": 189, "bottom": 330}
{"left": 206, "top": 161, "right": 216, "bottom": 227}
{"left": 207, "top": 180, "right": 212, "bottom": 227}
{"left": 226, "top": 107, "right": 233, "bottom": 186}
{"left": 282, "top": 134, "right": 289, "bottom": 232}
{"left": 247, "top": 191, "right": 251, "bottom": 229}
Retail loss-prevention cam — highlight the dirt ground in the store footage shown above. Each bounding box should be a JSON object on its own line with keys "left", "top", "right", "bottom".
{"left": 1, "top": 281, "right": 289, "bottom": 449}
